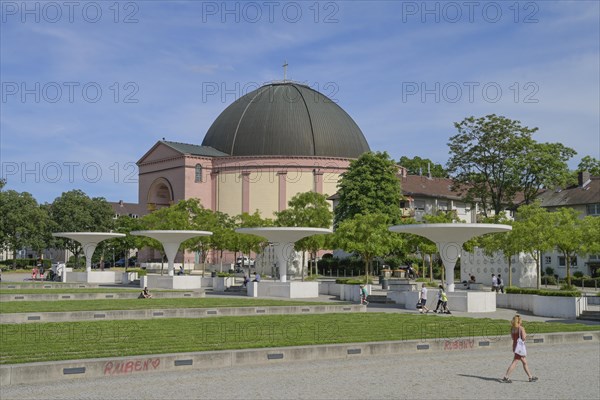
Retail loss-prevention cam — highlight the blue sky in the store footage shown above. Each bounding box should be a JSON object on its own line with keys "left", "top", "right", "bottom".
{"left": 1, "top": 0, "right": 599, "bottom": 204}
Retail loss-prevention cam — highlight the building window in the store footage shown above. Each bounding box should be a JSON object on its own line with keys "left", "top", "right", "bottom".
{"left": 195, "top": 164, "right": 203, "bottom": 183}
{"left": 558, "top": 256, "right": 577, "bottom": 267}
{"left": 414, "top": 200, "right": 425, "bottom": 211}
{"left": 544, "top": 256, "right": 552, "bottom": 264}
{"left": 128, "top": 213, "right": 139, "bottom": 219}
{"left": 586, "top": 203, "right": 600, "bottom": 216}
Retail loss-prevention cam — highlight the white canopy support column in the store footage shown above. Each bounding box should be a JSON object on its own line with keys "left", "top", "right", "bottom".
{"left": 52, "top": 232, "right": 126, "bottom": 272}
{"left": 235, "top": 227, "right": 332, "bottom": 282}
{"left": 389, "top": 223, "right": 512, "bottom": 292}
{"left": 130, "top": 230, "right": 212, "bottom": 276}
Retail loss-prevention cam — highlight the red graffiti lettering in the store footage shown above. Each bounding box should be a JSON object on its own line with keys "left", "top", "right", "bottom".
{"left": 103, "top": 358, "right": 160, "bottom": 375}
{"left": 444, "top": 340, "right": 475, "bottom": 351}
{"left": 124, "top": 361, "right": 134, "bottom": 373}
{"left": 103, "top": 361, "right": 113, "bottom": 375}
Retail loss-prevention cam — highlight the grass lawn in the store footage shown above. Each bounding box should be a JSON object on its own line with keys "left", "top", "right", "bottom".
{"left": 1, "top": 313, "right": 597, "bottom": 364}
{"left": 0, "top": 289, "right": 146, "bottom": 294}
{"left": 0, "top": 298, "right": 337, "bottom": 314}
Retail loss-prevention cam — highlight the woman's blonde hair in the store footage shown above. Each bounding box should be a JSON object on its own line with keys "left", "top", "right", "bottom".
{"left": 511, "top": 314, "right": 522, "bottom": 329}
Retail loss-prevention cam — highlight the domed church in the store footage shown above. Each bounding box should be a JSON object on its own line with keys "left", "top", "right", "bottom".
{"left": 136, "top": 82, "right": 370, "bottom": 219}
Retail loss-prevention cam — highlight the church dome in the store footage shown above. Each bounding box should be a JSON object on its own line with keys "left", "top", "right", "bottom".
{"left": 201, "top": 82, "right": 370, "bottom": 158}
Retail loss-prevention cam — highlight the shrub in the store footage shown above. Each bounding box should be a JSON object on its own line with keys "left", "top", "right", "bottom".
{"left": 573, "top": 271, "right": 584, "bottom": 278}
{"left": 217, "top": 272, "right": 233, "bottom": 277}
{"left": 0, "top": 258, "right": 51, "bottom": 269}
{"left": 545, "top": 267, "right": 555, "bottom": 276}
{"left": 541, "top": 276, "right": 557, "bottom": 285}
{"left": 304, "top": 274, "right": 321, "bottom": 281}
{"left": 336, "top": 276, "right": 373, "bottom": 285}
{"left": 127, "top": 268, "right": 147, "bottom": 277}
{"left": 505, "top": 287, "right": 581, "bottom": 297}
{"left": 571, "top": 276, "right": 600, "bottom": 288}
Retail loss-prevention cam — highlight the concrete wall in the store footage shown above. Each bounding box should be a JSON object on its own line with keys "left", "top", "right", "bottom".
{"left": 0, "top": 291, "right": 203, "bottom": 302}
{"left": 213, "top": 277, "right": 235, "bottom": 291}
{"left": 496, "top": 293, "right": 584, "bottom": 318}
{"left": 65, "top": 271, "right": 119, "bottom": 284}
{"left": 318, "top": 281, "right": 341, "bottom": 297}
{"left": 248, "top": 282, "right": 320, "bottom": 299}
{"left": 144, "top": 275, "right": 211, "bottom": 290}
{"left": 5, "top": 331, "right": 595, "bottom": 386}
{"left": 0, "top": 304, "right": 363, "bottom": 324}
{"left": 387, "top": 290, "right": 496, "bottom": 313}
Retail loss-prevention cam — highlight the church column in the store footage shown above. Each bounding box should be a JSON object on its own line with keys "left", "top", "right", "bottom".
{"left": 278, "top": 171, "right": 287, "bottom": 212}
{"left": 314, "top": 169, "right": 324, "bottom": 194}
{"left": 242, "top": 171, "right": 250, "bottom": 214}
{"left": 210, "top": 171, "right": 218, "bottom": 211}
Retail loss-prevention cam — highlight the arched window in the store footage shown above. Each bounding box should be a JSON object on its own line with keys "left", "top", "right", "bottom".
{"left": 195, "top": 164, "right": 203, "bottom": 183}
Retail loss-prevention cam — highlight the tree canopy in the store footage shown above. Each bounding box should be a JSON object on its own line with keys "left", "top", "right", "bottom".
{"left": 398, "top": 156, "right": 448, "bottom": 178}
{"left": 447, "top": 114, "right": 575, "bottom": 217}
{"left": 48, "top": 190, "right": 115, "bottom": 258}
{"left": 334, "top": 151, "right": 402, "bottom": 227}
{"left": 0, "top": 189, "right": 51, "bottom": 266}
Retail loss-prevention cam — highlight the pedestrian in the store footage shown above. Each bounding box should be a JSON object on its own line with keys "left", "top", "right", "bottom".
{"left": 419, "top": 283, "right": 431, "bottom": 313}
{"left": 252, "top": 272, "right": 261, "bottom": 282}
{"left": 491, "top": 274, "right": 498, "bottom": 292}
{"left": 501, "top": 314, "right": 538, "bottom": 383}
{"left": 138, "top": 286, "right": 153, "bottom": 299}
{"left": 434, "top": 285, "right": 451, "bottom": 314}
{"left": 497, "top": 274, "right": 505, "bottom": 293}
{"left": 242, "top": 274, "right": 249, "bottom": 287}
{"left": 359, "top": 284, "right": 369, "bottom": 305}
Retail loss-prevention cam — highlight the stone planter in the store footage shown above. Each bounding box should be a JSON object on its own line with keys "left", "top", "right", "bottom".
{"left": 213, "top": 276, "right": 235, "bottom": 291}
{"left": 497, "top": 293, "right": 584, "bottom": 318}
{"left": 121, "top": 272, "right": 138, "bottom": 284}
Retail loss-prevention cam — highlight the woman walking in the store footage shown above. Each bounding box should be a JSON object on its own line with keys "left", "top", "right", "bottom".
{"left": 501, "top": 314, "right": 538, "bottom": 383}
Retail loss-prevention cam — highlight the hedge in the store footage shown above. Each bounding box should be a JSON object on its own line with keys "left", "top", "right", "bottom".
{"left": 0, "top": 259, "right": 51, "bottom": 269}
{"left": 335, "top": 277, "right": 373, "bottom": 285}
{"left": 505, "top": 287, "right": 581, "bottom": 297}
{"left": 127, "top": 268, "right": 147, "bottom": 277}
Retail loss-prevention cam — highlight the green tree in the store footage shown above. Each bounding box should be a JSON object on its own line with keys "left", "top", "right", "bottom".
{"left": 233, "top": 211, "right": 274, "bottom": 265}
{"left": 275, "top": 191, "right": 333, "bottom": 278}
{"left": 209, "top": 211, "right": 237, "bottom": 272}
{"left": 333, "top": 213, "right": 403, "bottom": 280}
{"left": 140, "top": 198, "right": 220, "bottom": 274}
{"left": 517, "top": 142, "right": 576, "bottom": 205}
{"left": 513, "top": 202, "right": 553, "bottom": 289}
{"left": 110, "top": 215, "right": 145, "bottom": 270}
{"left": 0, "top": 190, "right": 50, "bottom": 268}
{"left": 398, "top": 156, "right": 448, "bottom": 177}
{"left": 48, "top": 190, "right": 115, "bottom": 260}
{"left": 334, "top": 151, "right": 402, "bottom": 227}
{"left": 577, "top": 156, "right": 600, "bottom": 175}
{"left": 546, "top": 208, "right": 598, "bottom": 286}
{"left": 479, "top": 218, "right": 520, "bottom": 287}
{"left": 447, "top": 115, "right": 573, "bottom": 216}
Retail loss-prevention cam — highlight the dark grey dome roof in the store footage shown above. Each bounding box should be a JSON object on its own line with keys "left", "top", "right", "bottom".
{"left": 201, "top": 82, "right": 370, "bottom": 158}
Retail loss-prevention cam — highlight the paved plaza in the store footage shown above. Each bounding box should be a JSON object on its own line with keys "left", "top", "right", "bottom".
{"left": 2, "top": 342, "right": 599, "bottom": 400}
{"left": 1, "top": 273, "right": 599, "bottom": 399}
